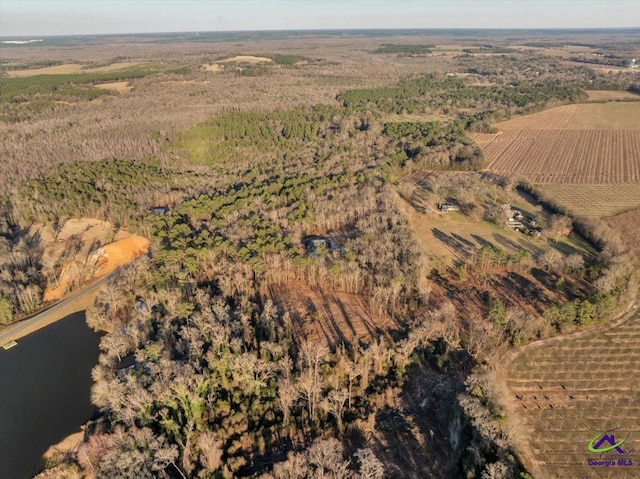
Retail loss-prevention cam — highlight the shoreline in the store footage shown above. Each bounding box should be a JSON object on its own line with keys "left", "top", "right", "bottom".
{"left": 0, "top": 280, "right": 105, "bottom": 347}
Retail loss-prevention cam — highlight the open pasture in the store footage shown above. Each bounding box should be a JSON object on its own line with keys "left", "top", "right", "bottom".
{"left": 586, "top": 90, "right": 640, "bottom": 102}
{"left": 217, "top": 55, "right": 273, "bottom": 64}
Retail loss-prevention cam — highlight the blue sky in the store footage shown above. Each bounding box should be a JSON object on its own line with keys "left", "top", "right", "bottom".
{"left": 1, "top": 1, "right": 639, "bottom": 37}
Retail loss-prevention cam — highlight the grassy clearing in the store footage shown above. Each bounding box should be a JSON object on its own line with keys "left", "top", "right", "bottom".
{"left": 6, "top": 62, "right": 145, "bottom": 77}
{"left": 383, "top": 112, "right": 451, "bottom": 123}
{"left": 399, "top": 172, "right": 595, "bottom": 265}
{"left": 586, "top": 90, "right": 640, "bottom": 101}
{"left": 505, "top": 307, "right": 640, "bottom": 478}
{"left": 0, "top": 67, "right": 155, "bottom": 102}
{"left": 402, "top": 204, "right": 542, "bottom": 265}
{"left": 217, "top": 55, "right": 273, "bottom": 64}
{"left": 201, "top": 63, "right": 224, "bottom": 72}
{"left": 537, "top": 183, "right": 640, "bottom": 218}
{"left": 94, "top": 81, "right": 132, "bottom": 93}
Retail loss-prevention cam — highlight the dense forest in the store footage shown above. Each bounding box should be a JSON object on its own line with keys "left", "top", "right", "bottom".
{"left": 1, "top": 32, "right": 639, "bottom": 479}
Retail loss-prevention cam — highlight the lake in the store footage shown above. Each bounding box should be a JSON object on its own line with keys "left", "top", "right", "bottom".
{"left": 0, "top": 312, "right": 101, "bottom": 479}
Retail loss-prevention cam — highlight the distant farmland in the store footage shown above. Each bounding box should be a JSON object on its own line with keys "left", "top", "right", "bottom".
{"left": 473, "top": 102, "right": 640, "bottom": 217}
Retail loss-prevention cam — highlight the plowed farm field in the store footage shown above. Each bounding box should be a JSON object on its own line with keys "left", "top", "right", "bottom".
{"left": 487, "top": 103, "right": 640, "bottom": 130}
{"left": 537, "top": 183, "right": 640, "bottom": 218}
{"left": 474, "top": 129, "right": 640, "bottom": 183}
{"left": 472, "top": 102, "right": 640, "bottom": 217}
{"left": 473, "top": 103, "right": 640, "bottom": 184}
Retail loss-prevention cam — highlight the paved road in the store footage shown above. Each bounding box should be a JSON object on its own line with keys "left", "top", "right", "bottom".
{"left": 0, "top": 275, "right": 113, "bottom": 348}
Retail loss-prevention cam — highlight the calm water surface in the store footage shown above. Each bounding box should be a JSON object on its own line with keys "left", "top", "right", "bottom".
{"left": 0, "top": 312, "right": 101, "bottom": 479}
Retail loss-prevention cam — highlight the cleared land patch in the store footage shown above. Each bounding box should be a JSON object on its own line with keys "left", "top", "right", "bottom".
{"left": 7, "top": 62, "right": 143, "bottom": 77}
{"left": 38, "top": 218, "right": 148, "bottom": 302}
{"left": 201, "top": 63, "right": 224, "bottom": 72}
{"left": 268, "top": 283, "right": 399, "bottom": 348}
{"left": 586, "top": 90, "right": 640, "bottom": 101}
{"left": 400, "top": 171, "right": 595, "bottom": 264}
{"left": 217, "top": 55, "right": 273, "bottom": 64}
{"left": 401, "top": 200, "right": 543, "bottom": 265}
{"left": 94, "top": 81, "right": 132, "bottom": 93}
{"left": 505, "top": 305, "right": 640, "bottom": 479}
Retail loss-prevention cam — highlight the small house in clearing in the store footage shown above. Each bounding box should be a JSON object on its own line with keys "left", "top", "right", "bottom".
{"left": 304, "top": 236, "right": 329, "bottom": 252}
{"left": 151, "top": 206, "right": 168, "bottom": 215}
{"left": 502, "top": 204, "right": 523, "bottom": 221}
{"left": 439, "top": 203, "right": 460, "bottom": 213}
{"left": 303, "top": 235, "right": 342, "bottom": 257}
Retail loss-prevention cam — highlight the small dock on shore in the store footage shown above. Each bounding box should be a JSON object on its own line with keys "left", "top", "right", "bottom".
{"left": 2, "top": 340, "right": 18, "bottom": 350}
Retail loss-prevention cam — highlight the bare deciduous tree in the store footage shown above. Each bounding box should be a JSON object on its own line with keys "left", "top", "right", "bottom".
{"left": 196, "top": 431, "right": 223, "bottom": 473}
{"left": 276, "top": 378, "right": 299, "bottom": 426}
{"left": 355, "top": 448, "right": 384, "bottom": 479}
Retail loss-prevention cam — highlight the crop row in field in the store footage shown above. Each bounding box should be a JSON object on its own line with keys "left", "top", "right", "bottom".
{"left": 535, "top": 183, "right": 640, "bottom": 218}
{"left": 473, "top": 129, "right": 640, "bottom": 184}
{"left": 506, "top": 309, "right": 640, "bottom": 478}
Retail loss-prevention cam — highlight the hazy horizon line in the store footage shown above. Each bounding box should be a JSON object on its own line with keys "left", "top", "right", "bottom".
{"left": 2, "top": 26, "right": 639, "bottom": 39}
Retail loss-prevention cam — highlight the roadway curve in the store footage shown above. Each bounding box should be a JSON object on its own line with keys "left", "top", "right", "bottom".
{"left": 0, "top": 275, "right": 113, "bottom": 348}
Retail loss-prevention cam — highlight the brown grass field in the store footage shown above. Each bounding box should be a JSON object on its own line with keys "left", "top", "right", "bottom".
{"left": 6, "top": 62, "right": 143, "bottom": 77}
{"left": 94, "top": 81, "right": 132, "bottom": 93}
{"left": 489, "top": 103, "right": 640, "bottom": 130}
{"left": 504, "top": 304, "right": 640, "bottom": 479}
{"left": 399, "top": 171, "right": 596, "bottom": 260}
{"left": 511, "top": 44, "right": 599, "bottom": 58}
{"left": 218, "top": 55, "right": 273, "bottom": 64}
{"left": 586, "top": 90, "right": 640, "bottom": 102}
